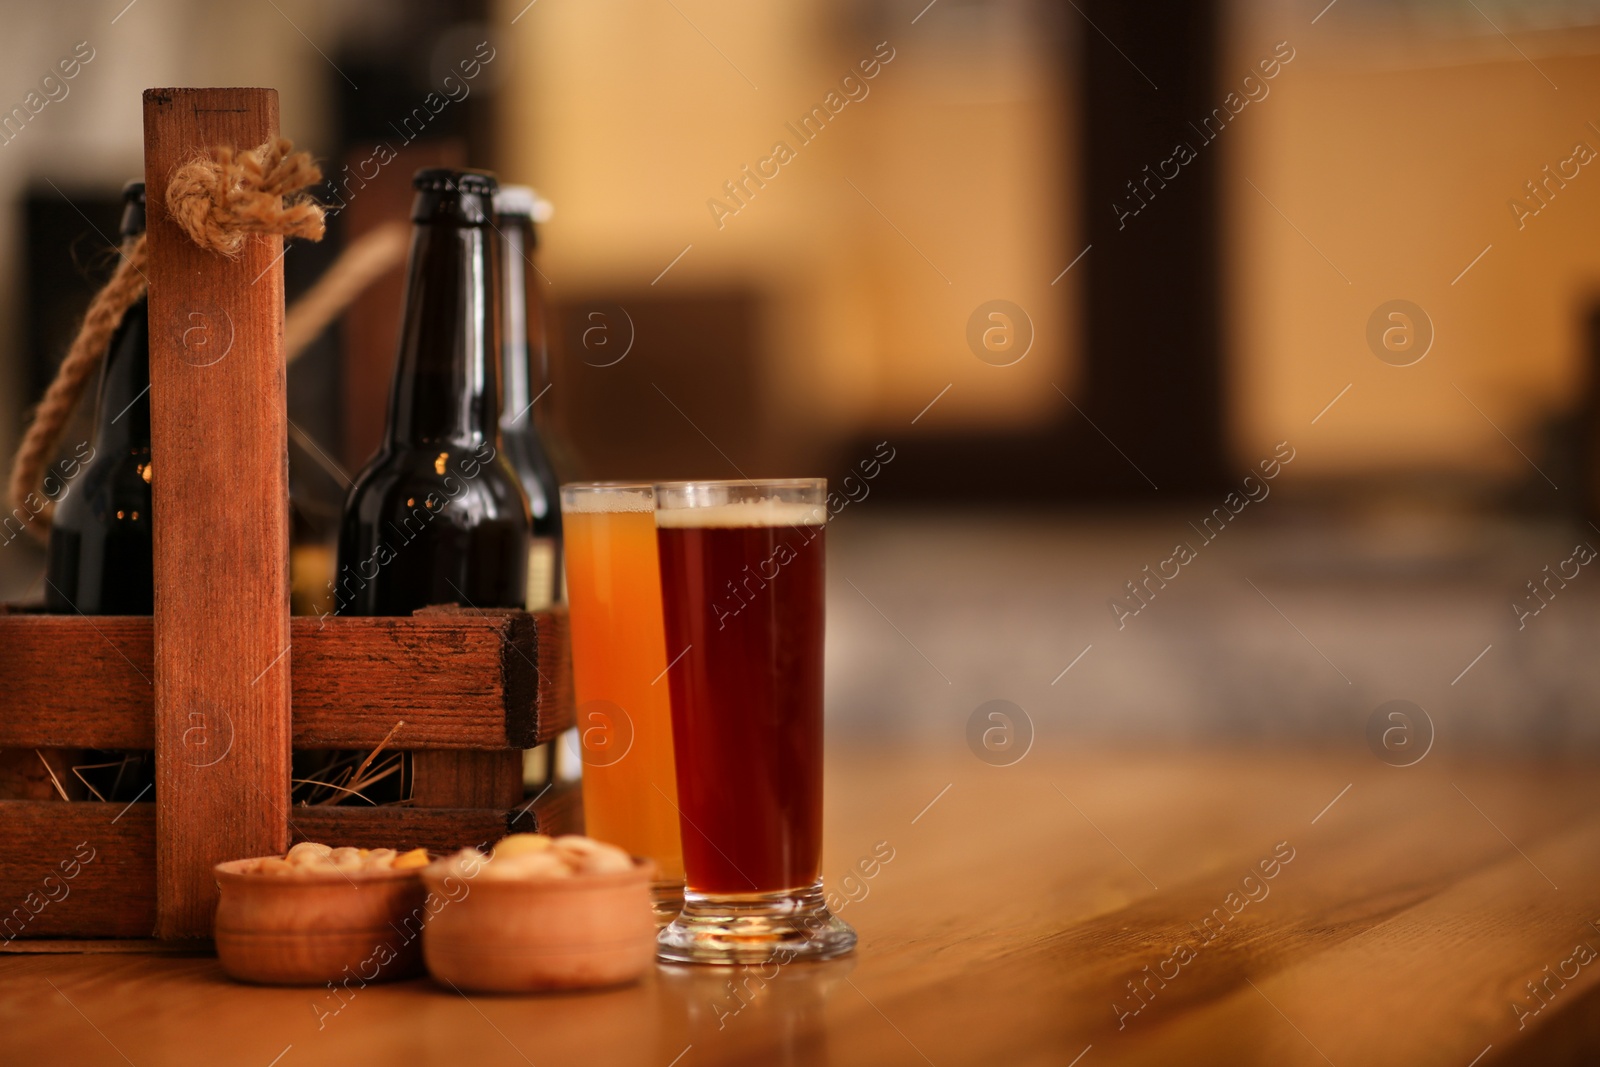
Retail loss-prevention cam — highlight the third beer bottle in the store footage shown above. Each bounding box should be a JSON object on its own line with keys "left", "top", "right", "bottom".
{"left": 493, "top": 184, "right": 562, "bottom": 611}
{"left": 336, "top": 169, "right": 531, "bottom": 616}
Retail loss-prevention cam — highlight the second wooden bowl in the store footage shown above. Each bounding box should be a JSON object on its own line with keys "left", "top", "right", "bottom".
{"left": 421, "top": 859, "right": 656, "bottom": 993}
{"left": 213, "top": 859, "right": 429, "bottom": 986}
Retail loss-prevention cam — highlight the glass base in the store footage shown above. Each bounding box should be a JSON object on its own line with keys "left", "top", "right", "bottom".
{"left": 651, "top": 878, "right": 686, "bottom": 929}
{"left": 655, "top": 879, "right": 857, "bottom": 965}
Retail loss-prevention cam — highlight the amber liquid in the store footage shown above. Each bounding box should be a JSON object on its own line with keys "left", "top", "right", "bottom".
{"left": 656, "top": 519, "right": 826, "bottom": 894}
{"left": 565, "top": 508, "right": 684, "bottom": 881}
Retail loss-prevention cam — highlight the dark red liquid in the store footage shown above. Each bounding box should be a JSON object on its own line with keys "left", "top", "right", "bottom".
{"left": 656, "top": 519, "right": 826, "bottom": 894}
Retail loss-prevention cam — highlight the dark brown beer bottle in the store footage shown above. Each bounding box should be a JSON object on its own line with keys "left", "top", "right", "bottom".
{"left": 335, "top": 169, "right": 530, "bottom": 616}
{"left": 39, "top": 181, "right": 155, "bottom": 805}
{"left": 46, "top": 180, "right": 153, "bottom": 616}
{"left": 493, "top": 185, "right": 562, "bottom": 610}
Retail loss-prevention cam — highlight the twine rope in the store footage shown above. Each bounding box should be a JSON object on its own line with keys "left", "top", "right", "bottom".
{"left": 6, "top": 240, "right": 148, "bottom": 534}
{"left": 7, "top": 138, "right": 327, "bottom": 538}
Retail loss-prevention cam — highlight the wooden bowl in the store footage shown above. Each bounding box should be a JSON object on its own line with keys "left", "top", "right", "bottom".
{"left": 213, "top": 858, "right": 429, "bottom": 986}
{"left": 421, "top": 859, "right": 656, "bottom": 993}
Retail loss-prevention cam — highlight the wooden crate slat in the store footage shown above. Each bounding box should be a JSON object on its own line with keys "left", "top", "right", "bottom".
{"left": 0, "top": 609, "right": 573, "bottom": 750}
{"left": 0, "top": 783, "right": 581, "bottom": 939}
{"left": 410, "top": 752, "right": 526, "bottom": 809}
{"left": 0, "top": 614, "right": 153, "bottom": 749}
{"left": 295, "top": 611, "right": 551, "bottom": 749}
{"left": 289, "top": 782, "right": 582, "bottom": 848}
{"left": 0, "top": 803, "right": 155, "bottom": 940}
{"left": 145, "top": 87, "right": 291, "bottom": 938}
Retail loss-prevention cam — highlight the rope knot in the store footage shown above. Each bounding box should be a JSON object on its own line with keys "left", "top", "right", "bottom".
{"left": 166, "top": 137, "right": 326, "bottom": 257}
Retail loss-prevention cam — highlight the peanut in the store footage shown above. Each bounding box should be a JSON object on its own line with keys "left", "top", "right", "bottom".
{"left": 493, "top": 833, "right": 553, "bottom": 858}
{"left": 572, "top": 848, "right": 633, "bottom": 875}
{"left": 286, "top": 841, "right": 332, "bottom": 866}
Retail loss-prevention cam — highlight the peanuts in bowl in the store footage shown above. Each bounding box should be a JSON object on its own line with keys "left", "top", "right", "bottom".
{"left": 423, "top": 833, "right": 656, "bottom": 992}
{"left": 240, "top": 842, "right": 432, "bottom": 875}
{"left": 213, "top": 842, "right": 432, "bottom": 986}
{"left": 436, "top": 833, "right": 635, "bottom": 879}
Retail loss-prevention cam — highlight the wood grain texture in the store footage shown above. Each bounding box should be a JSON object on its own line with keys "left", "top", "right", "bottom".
{"left": 143, "top": 88, "right": 291, "bottom": 937}
{"left": 0, "top": 802, "right": 155, "bottom": 940}
{"left": 409, "top": 752, "right": 525, "bottom": 809}
{"left": 0, "top": 609, "right": 573, "bottom": 749}
{"left": 0, "top": 751, "right": 1595, "bottom": 1065}
{"left": 0, "top": 783, "right": 580, "bottom": 939}
{"left": 412, "top": 605, "right": 575, "bottom": 746}
{"left": 296, "top": 610, "right": 559, "bottom": 749}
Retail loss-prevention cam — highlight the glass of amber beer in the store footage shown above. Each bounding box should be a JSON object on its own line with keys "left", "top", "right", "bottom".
{"left": 561, "top": 483, "right": 684, "bottom": 921}
{"left": 653, "top": 478, "right": 857, "bottom": 964}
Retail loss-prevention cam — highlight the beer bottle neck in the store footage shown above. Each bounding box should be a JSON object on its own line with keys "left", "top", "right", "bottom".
{"left": 498, "top": 217, "right": 547, "bottom": 427}
{"left": 94, "top": 297, "right": 151, "bottom": 452}
{"left": 388, "top": 221, "right": 504, "bottom": 447}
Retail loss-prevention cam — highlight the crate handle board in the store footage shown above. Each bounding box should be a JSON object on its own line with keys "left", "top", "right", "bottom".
{"left": 143, "top": 88, "right": 295, "bottom": 937}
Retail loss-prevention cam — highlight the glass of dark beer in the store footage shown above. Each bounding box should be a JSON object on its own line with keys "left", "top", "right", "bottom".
{"left": 653, "top": 478, "right": 857, "bottom": 964}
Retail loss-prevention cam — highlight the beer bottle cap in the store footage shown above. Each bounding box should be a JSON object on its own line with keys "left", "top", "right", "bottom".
{"left": 410, "top": 167, "right": 498, "bottom": 225}
{"left": 120, "top": 180, "right": 146, "bottom": 239}
{"left": 493, "top": 184, "right": 553, "bottom": 224}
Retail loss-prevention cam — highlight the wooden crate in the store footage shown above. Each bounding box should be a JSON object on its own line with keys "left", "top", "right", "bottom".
{"left": 0, "top": 87, "right": 577, "bottom": 942}
{"left": 0, "top": 617, "right": 578, "bottom": 941}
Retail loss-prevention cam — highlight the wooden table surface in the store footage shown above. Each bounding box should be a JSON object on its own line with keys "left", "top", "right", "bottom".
{"left": 3, "top": 746, "right": 1598, "bottom": 1067}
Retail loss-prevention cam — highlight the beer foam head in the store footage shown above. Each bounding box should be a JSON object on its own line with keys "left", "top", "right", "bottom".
{"left": 560, "top": 488, "right": 654, "bottom": 514}
{"left": 655, "top": 498, "right": 826, "bottom": 529}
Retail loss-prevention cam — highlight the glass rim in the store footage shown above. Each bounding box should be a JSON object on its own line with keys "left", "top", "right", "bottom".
{"left": 653, "top": 477, "right": 825, "bottom": 492}
{"left": 560, "top": 480, "right": 655, "bottom": 495}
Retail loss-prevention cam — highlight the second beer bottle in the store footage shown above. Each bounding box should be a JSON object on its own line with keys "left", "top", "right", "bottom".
{"left": 336, "top": 169, "right": 531, "bottom": 615}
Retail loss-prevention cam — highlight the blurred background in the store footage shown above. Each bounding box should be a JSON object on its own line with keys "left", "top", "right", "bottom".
{"left": 3, "top": 0, "right": 1599, "bottom": 755}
